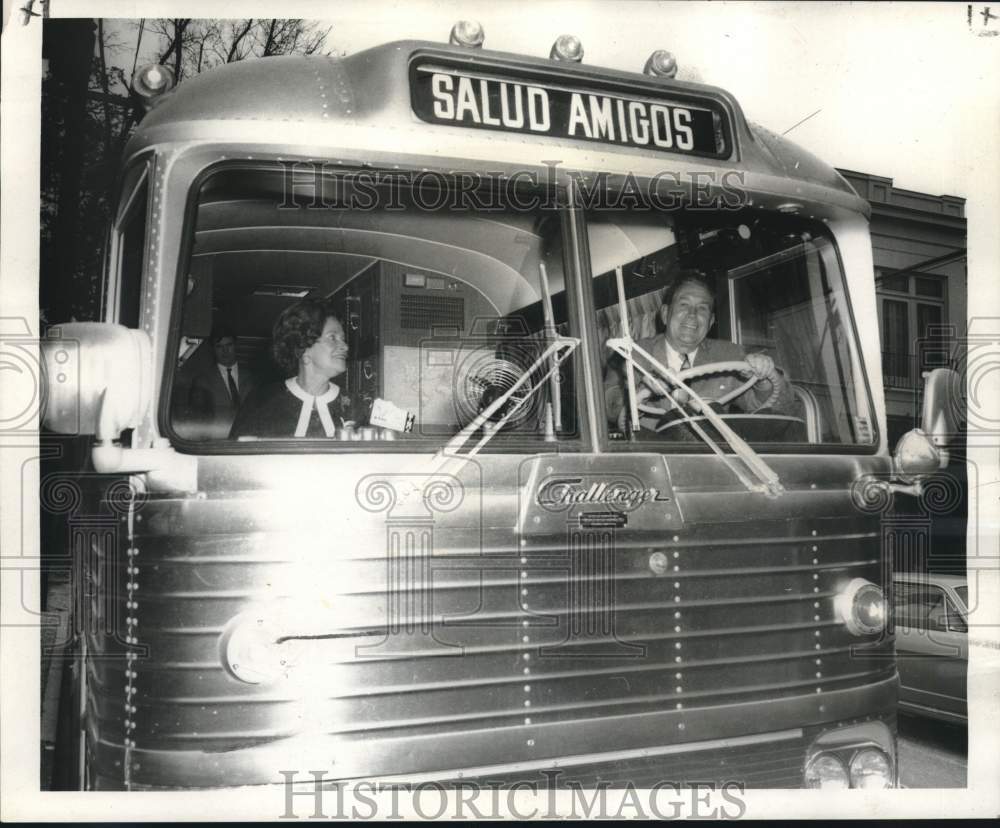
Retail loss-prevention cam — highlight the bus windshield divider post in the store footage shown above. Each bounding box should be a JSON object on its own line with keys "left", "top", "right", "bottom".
{"left": 605, "top": 337, "right": 784, "bottom": 497}
{"left": 538, "top": 262, "right": 562, "bottom": 432}
{"left": 614, "top": 265, "right": 641, "bottom": 432}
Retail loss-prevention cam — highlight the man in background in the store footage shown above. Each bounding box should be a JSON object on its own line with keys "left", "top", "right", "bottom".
{"left": 187, "top": 326, "right": 256, "bottom": 437}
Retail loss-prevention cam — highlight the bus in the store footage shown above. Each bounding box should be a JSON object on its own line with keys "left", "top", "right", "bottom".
{"left": 41, "top": 22, "right": 961, "bottom": 791}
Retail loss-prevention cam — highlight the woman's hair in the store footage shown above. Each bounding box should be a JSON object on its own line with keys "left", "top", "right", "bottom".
{"left": 271, "top": 297, "right": 341, "bottom": 376}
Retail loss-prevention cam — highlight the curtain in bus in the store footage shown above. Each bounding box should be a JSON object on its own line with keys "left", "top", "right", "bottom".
{"left": 594, "top": 288, "right": 667, "bottom": 375}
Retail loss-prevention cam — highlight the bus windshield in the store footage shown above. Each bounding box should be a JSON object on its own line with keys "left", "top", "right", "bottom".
{"left": 589, "top": 208, "right": 876, "bottom": 449}
{"left": 168, "top": 166, "right": 580, "bottom": 449}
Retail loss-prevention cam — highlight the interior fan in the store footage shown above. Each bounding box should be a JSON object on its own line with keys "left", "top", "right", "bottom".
{"left": 454, "top": 346, "right": 540, "bottom": 430}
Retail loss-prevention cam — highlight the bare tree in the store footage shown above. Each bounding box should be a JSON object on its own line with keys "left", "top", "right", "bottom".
{"left": 224, "top": 19, "right": 255, "bottom": 63}
{"left": 256, "top": 19, "right": 330, "bottom": 57}
{"left": 185, "top": 21, "right": 217, "bottom": 74}
{"left": 42, "top": 20, "right": 97, "bottom": 323}
{"left": 259, "top": 18, "right": 280, "bottom": 57}
{"left": 150, "top": 18, "right": 192, "bottom": 79}
{"left": 41, "top": 17, "right": 336, "bottom": 324}
{"left": 145, "top": 18, "right": 331, "bottom": 78}
{"left": 130, "top": 19, "right": 145, "bottom": 81}
{"left": 95, "top": 21, "right": 114, "bottom": 159}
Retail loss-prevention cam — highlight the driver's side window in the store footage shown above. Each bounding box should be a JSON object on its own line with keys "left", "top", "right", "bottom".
{"left": 588, "top": 207, "right": 872, "bottom": 448}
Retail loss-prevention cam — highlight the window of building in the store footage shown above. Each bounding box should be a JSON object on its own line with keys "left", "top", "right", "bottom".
{"left": 914, "top": 276, "right": 944, "bottom": 298}
{"left": 875, "top": 270, "right": 947, "bottom": 388}
{"left": 885, "top": 414, "right": 914, "bottom": 447}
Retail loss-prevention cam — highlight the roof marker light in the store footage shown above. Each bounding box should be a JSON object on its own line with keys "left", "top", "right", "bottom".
{"left": 550, "top": 34, "right": 584, "bottom": 62}
{"left": 450, "top": 20, "right": 485, "bottom": 48}
{"left": 644, "top": 50, "right": 677, "bottom": 79}
{"left": 132, "top": 63, "right": 176, "bottom": 110}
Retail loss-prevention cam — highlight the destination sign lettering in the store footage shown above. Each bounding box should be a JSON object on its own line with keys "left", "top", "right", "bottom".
{"left": 410, "top": 64, "right": 729, "bottom": 157}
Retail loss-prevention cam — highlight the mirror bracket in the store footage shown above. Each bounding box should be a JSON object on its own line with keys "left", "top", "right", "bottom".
{"left": 887, "top": 480, "right": 923, "bottom": 498}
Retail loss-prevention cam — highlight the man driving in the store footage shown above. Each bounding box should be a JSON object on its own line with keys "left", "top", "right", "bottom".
{"left": 605, "top": 270, "right": 795, "bottom": 432}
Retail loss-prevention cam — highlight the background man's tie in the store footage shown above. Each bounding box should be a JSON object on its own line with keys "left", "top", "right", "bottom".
{"left": 226, "top": 368, "right": 239, "bottom": 404}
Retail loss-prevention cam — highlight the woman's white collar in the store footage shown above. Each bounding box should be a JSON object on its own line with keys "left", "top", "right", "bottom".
{"left": 286, "top": 378, "right": 340, "bottom": 436}
{"left": 286, "top": 377, "right": 340, "bottom": 403}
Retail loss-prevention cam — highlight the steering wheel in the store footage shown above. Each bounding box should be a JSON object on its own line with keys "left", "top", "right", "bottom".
{"left": 635, "top": 360, "right": 780, "bottom": 416}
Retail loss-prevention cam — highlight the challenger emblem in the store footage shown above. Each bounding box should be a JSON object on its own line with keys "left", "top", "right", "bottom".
{"left": 537, "top": 476, "right": 671, "bottom": 513}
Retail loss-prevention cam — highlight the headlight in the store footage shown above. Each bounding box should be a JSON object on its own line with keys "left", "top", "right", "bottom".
{"left": 849, "top": 748, "right": 893, "bottom": 789}
{"left": 834, "top": 577, "right": 886, "bottom": 635}
{"left": 804, "top": 754, "right": 849, "bottom": 789}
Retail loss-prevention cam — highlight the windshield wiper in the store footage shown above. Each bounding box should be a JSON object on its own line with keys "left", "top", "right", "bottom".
{"left": 441, "top": 335, "right": 580, "bottom": 460}
{"left": 608, "top": 266, "right": 784, "bottom": 498}
{"left": 403, "top": 333, "right": 578, "bottom": 487}
{"left": 429, "top": 261, "right": 580, "bottom": 466}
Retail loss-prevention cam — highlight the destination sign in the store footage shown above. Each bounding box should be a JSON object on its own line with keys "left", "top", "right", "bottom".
{"left": 410, "top": 63, "right": 729, "bottom": 158}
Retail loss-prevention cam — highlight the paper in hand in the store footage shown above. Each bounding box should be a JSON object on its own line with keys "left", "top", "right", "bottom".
{"left": 369, "top": 398, "right": 415, "bottom": 432}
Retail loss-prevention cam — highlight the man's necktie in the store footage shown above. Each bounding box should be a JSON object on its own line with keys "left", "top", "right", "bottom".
{"left": 226, "top": 368, "right": 239, "bottom": 404}
{"left": 674, "top": 354, "right": 692, "bottom": 408}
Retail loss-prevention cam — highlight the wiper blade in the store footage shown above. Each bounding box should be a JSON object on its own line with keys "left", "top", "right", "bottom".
{"left": 441, "top": 336, "right": 580, "bottom": 460}
{"left": 411, "top": 336, "right": 577, "bottom": 493}
{"left": 606, "top": 336, "right": 784, "bottom": 498}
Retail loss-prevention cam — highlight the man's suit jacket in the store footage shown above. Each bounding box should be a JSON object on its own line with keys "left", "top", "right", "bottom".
{"left": 604, "top": 335, "right": 796, "bottom": 426}
{"left": 187, "top": 363, "right": 258, "bottom": 436}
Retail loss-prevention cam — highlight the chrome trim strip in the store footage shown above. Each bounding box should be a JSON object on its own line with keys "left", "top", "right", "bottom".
{"left": 345, "top": 728, "right": 804, "bottom": 786}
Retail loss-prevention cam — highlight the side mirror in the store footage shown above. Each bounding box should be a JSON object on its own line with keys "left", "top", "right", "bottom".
{"left": 920, "top": 367, "right": 962, "bottom": 446}
{"left": 892, "top": 428, "right": 942, "bottom": 480}
{"left": 41, "top": 323, "right": 153, "bottom": 439}
{"left": 892, "top": 367, "right": 962, "bottom": 482}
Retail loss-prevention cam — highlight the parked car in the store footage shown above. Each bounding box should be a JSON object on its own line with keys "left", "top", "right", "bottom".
{"left": 892, "top": 572, "right": 968, "bottom": 724}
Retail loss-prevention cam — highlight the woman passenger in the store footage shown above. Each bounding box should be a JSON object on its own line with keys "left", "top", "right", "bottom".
{"left": 230, "top": 298, "right": 353, "bottom": 438}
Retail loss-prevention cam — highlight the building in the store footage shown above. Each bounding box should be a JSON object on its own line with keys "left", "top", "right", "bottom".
{"left": 838, "top": 170, "right": 968, "bottom": 574}
{"left": 837, "top": 169, "right": 967, "bottom": 447}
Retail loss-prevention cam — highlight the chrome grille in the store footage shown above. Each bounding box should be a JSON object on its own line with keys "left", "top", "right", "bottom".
{"left": 87, "top": 494, "right": 894, "bottom": 787}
